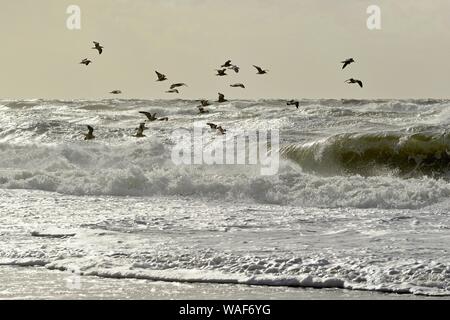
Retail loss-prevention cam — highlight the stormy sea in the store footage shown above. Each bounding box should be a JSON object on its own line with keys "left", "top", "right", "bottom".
{"left": 0, "top": 98, "right": 449, "bottom": 298}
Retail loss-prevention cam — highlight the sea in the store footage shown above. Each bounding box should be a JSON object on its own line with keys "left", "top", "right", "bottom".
{"left": 0, "top": 98, "right": 449, "bottom": 298}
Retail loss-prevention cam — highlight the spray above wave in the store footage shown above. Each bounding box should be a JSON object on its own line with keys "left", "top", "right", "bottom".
{"left": 281, "top": 129, "right": 450, "bottom": 177}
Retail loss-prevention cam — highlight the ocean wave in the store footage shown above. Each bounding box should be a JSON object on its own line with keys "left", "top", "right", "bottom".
{"left": 0, "top": 141, "right": 449, "bottom": 209}
{"left": 281, "top": 130, "right": 450, "bottom": 177}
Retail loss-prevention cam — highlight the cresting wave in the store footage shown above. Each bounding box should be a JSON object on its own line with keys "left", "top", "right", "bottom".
{"left": 282, "top": 130, "right": 450, "bottom": 177}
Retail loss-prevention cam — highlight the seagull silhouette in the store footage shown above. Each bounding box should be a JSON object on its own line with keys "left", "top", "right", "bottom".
{"left": 166, "top": 89, "right": 179, "bottom": 94}
{"left": 217, "top": 93, "right": 228, "bottom": 103}
{"left": 170, "top": 83, "right": 187, "bottom": 90}
{"left": 230, "top": 83, "right": 245, "bottom": 89}
{"left": 345, "top": 78, "right": 363, "bottom": 88}
{"left": 200, "top": 100, "right": 210, "bottom": 107}
{"left": 134, "top": 123, "right": 147, "bottom": 138}
{"left": 92, "top": 41, "right": 103, "bottom": 55}
{"left": 341, "top": 58, "right": 355, "bottom": 70}
{"left": 221, "top": 60, "right": 232, "bottom": 68}
{"left": 80, "top": 58, "right": 92, "bottom": 66}
{"left": 253, "top": 65, "right": 268, "bottom": 74}
{"left": 139, "top": 111, "right": 158, "bottom": 121}
{"left": 155, "top": 71, "right": 167, "bottom": 82}
{"left": 228, "top": 65, "right": 240, "bottom": 73}
{"left": 217, "top": 126, "right": 227, "bottom": 135}
{"left": 84, "top": 125, "right": 95, "bottom": 140}
{"left": 198, "top": 106, "right": 209, "bottom": 114}
{"left": 287, "top": 100, "right": 300, "bottom": 109}
{"left": 110, "top": 90, "right": 122, "bottom": 94}
{"left": 216, "top": 69, "right": 227, "bottom": 76}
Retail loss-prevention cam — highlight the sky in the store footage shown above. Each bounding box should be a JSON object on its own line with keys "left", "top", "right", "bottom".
{"left": 1, "top": 0, "right": 450, "bottom": 100}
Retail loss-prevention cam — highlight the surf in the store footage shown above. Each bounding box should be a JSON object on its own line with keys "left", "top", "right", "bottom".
{"left": 281, "top": 129, "right": 450, "bottom": 177}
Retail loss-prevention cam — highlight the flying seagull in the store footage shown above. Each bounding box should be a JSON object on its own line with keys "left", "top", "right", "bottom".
{"left": 92, "top": 41, "right": 104, "bottom": 55}
{"left": 228, "top": 65, "right": 240, "bottom": 73}
{"left": 110, "top": 90, "right": 122, "bottom": 94}
{"left": 134, "top": 123, "right": 147, "bottom": 138}
{"left": 230, "top": 83, "right": 245, "bottom": 89}
{"left": 345, "top": 78, "right": 363, "bottom": 88}
{"left": 166, "top": 89, "right": 179, "bottom": 94}
{"left": 341, "top": 58, "right": 355, "bottom": 70}
{"left": 84, "top": 125, "right": 95, "bottom": 140}
{"left": 207, "top": 123, "right": 227, "bottom": 134}
{"left": 170, "top": 83, "right": 187, "bottom": 90}
{"left": 221, "top": 60, "right": 232, "bottom": 68}
{"left": 155, "top": 71, "right": 167, "bottom": 82}
{"left": 253, "top": 65, "right": 268, "bottom": 74}
{"left": 139, "top": 111, "right": 158, "bottom": 122}
{"left": 80, "top": 58, "right": 92, "bottom": 66}
{"left": 287, "top": 100, "right": 300, "bottom": 109}
{"left": 198, "top": 106, "right": 209, "bottom": 114}
{"left": 217, "top": 93, "right": 228, "bottom": 103}
{"left": 200, "top": 100, "right": 210, "bottom": 107}
{"left": 217, "top": 126, "right": 227, "bottom": 135}
{"left": 216, "top": 69, "right": 227, "bottom": 76}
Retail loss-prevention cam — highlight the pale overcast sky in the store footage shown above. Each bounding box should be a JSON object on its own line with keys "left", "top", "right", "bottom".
{"left": 1, "top": 0, "right": 450, "bottom": 100}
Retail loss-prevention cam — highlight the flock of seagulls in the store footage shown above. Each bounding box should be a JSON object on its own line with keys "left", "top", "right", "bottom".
{"left": 78, "top": 43, "right": 363, "bottom": 140}
{"left": 283, "top": 57, "right": 363, "bottom": 109}
{"left": 80, "top": 41, "right": 103, "bottom": 66}
{"left": 341, "top": 58, "right": 363, "bottom": 88}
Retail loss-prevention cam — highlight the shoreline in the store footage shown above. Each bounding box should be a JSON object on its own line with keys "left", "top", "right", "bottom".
{"left": 1, "top": 266, "right": 446, "bottom": 300}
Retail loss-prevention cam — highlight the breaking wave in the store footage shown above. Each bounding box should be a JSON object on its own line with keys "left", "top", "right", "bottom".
{"left": 282, "top": 130, "right": 450, "bottom": 177}
{"left": 0, "top": 141, "right": 449, "bottom": 209}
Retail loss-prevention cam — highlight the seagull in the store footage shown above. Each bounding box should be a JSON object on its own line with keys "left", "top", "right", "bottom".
{"left": 170, "top": 83, "right": 187, "bottom": 90}
{"left": 287, "top": 100, "right": 300, "bottom": 109}
{"left": 84, "top": 125, "right": 95, "bottom": 140}
{"left": 207, "top": 123, "right": 218, "bottom": 130}
{"left": 216, "top": 69, "right": 227, "bottom": 76}
{"left": 221, "top": 60, "right": 232, "bottom": 68}
{"left": 228, "top": 65, "right": 240, "bottom": 73}
{"left": 230, "top": 83, "right": 245, "bottom": 89}
{"left": 345, "top": 78, "right": 363, "bottom": 88}
{"left": 166, "top": 89, "right": 179, "bottom": 94}
{"left": 217, "top": 126, "right": 227, "bottom": 135}
{"left": 198, "top": 106, "right": 209, "bottom": 114}
{"left": 139, "top": 111, "right": 158, "bottom": 121}
{"left": 80, "top": 58, "right": 92, "bottom": 66}
{"left": 217, "top": 93, "right": 228, "bottom": 103}
{"left": 341, "top": 58, "right": 355, "bottom": 70}
{"left": 92, "top": 41, "right": 104, "bottom": 55}
{"left": 200, "top": 100, "right": 210, "bottom": 107}
{"left": 253, "top": 65, "right": 268, "bottom": 74}
{"left": 110, "top": 90, "right": 122, "bottom": 94}
{"left": 134, "top": 123, "right": 147, "bottom": 138}
{"left": 155, "top": 71, "right": 167, "bottom": 82}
